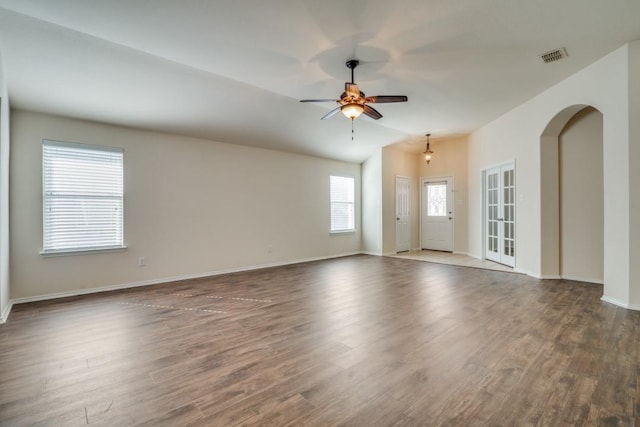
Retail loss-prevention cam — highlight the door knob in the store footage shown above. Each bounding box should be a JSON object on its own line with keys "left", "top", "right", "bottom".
{"left": 396, "top": 217, "right": 400, "bottom": 221}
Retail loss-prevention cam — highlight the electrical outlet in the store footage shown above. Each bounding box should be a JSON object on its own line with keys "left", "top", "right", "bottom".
{"left": 138, "top": 256, "right": 146, "bottom": 267}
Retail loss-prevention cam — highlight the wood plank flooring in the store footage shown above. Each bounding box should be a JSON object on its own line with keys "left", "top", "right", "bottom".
{"left": 390, "top": 250, "right": 515, "bottom": 273}
{"left": 1, "top": 255, "right": 639, "bottom": 426}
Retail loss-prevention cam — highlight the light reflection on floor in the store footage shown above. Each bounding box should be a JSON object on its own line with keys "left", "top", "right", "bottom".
{"left": 388, "top": 250, "right": 515, "bottom": 273}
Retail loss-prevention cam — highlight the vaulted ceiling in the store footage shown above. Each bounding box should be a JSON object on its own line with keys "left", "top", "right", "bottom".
{"left": 0, "top": 0, "right": 639, "bottom": 162}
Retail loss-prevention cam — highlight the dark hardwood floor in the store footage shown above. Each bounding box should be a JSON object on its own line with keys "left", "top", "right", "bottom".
{"left": 1, "top": 255, "right": 639, "bottom": 426}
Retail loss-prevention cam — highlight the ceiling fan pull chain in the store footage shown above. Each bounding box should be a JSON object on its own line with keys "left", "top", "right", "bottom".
{"left": 351, "top": 119, "right": 355, "bottom": 141}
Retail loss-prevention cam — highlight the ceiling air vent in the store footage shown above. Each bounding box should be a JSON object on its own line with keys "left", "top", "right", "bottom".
{"left": 539, "top": 48, "right": 568, "bottom": 63}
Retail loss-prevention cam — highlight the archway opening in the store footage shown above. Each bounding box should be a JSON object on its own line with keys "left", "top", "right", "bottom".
{"left": 540, "top": 105, "right": 604, "bottom": 282}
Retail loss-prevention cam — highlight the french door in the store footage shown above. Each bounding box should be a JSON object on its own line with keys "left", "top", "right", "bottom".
{"left": 421, "top": 177, "right": 453, "bottom": 251}
{"left": 485, "top": 163, "right": 515, "bottom": 267}
{"left": 395, "top": 176, "right": 410, "bottom": 253}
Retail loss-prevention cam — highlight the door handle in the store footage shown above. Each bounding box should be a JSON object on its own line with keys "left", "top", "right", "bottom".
{"left": 497, "top": 218, "right": 504, "bottom": 222}
{"left": 448, "top": 217, "right": 452, "bottom": 220}
{"left": 396, "top": 217, "right": 400, "bottom": 221}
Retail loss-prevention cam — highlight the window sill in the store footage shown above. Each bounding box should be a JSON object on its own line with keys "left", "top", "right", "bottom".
{"left": 40, "top": 246, "right": 128, "bottom": 257}
{"left": 330, "top": 230, "right": 356, "bottom": 235}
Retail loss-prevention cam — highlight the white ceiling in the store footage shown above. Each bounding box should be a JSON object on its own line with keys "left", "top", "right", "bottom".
{"left": 0, "top": 1, "right": 639, "bottom": 163}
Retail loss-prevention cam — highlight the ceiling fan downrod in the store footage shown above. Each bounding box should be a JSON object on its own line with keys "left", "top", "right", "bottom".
{"left": 346, "top": 59, "right": 359, "bottom": 84}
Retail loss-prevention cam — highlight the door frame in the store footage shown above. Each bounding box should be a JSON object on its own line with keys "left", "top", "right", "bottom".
{"left": 419, "top": 175, "right": 455, "bottom": 252}
{"left": 481, "top": 160, "right": 516, "bottom": 267}
{"left": 395, "top": 175, "right": 411, "bottom": 253}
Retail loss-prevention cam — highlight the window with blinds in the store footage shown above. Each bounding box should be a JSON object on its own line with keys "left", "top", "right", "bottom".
{"left": 42, "top": 140, "right": 124, "bottom": 254}
{"left": 330, "top": 175, "right": 355, "bottom": 233}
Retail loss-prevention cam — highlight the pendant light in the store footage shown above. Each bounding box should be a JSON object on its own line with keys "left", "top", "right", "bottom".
{"left": 423, "top": 133, "right": 434, "bottom": 164}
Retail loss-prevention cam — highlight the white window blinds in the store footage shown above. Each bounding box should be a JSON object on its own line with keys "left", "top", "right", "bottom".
{"left": 330, "top": 175, "right": 355, "bottom": 232}
{"left": 43, "top": 140, "right": 124, "bottom": 253}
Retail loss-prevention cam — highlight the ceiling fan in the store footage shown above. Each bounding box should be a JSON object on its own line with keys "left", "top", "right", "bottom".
{"left": 300, "top": 59, "right": 408, "bottom": 121}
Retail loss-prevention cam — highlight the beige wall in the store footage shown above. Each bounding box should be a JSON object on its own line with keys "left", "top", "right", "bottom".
{"left": 362, "top": 150, "right": 382, "bottom": 254}
{"left": 381, "top": 146, "right": 419, "bottom": 253}
{"left": 559, "top": 107, "right": 603, "bottom": 283}
{"left": 629, "top": 41, "right": 640, "bottom": 304}
{"left": 417, "top": 136, "right": 469, "bottom": 254}
{"left": 378, "top": 136, "right": 468, "bottom": 255}
{"left": 10, "top": 110, "right": 361, "bottom": 300}
{"left": 468, "top": 44, "right": 631, "bottom": 306}
{"left": 0, "top": 51, "right": 9, "bottom": 321}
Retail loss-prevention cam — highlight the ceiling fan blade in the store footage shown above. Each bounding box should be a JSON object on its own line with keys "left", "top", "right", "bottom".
{"left": 345, "top": 83, "right": 360, "bottom": 98}
{"left": 321, "top": 107, "right": 341, "bottom": 120}
{"left": 365, "top": 95, "right": 408, "bottom": 103}
{"left": 363, "top": 105, "right": 383, "bottom": 120}
{"left": 300, "top": 98, "right": 338, "bottom": 103}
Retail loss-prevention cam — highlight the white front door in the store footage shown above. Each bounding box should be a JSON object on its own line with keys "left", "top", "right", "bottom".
{"left": 395, "top": 176, "right": 411, "bottom": 253}
{"left": 421, "top": 177, "right": 453, "bottom": 251}
{"left": 485, "top": 163, "right": 515, "bottom": 267}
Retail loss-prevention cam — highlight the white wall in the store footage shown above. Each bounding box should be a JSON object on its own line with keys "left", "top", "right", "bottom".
{"left": 559, "top": 107, "right": 603, "bottom": 283}
{"left": 10, "top": 110, "right": 361, "bottom": 300}
{"left": 468, "top": 44, "right": 631, "bottom": 305}
{"left": 417, "top": 136, "right": 469, "bottom": 254}
{"left": 362, "top": 150, "right": 382, "bottom": 254}
{"left": 0, "top": 50, "right": 10, "bottom": 322}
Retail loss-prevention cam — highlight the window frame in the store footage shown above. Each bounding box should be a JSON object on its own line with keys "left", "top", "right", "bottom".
{"left": 329, "top": 174, "right": 356, "bottom": 234}
{"left": 41, "top": 139, "right": 126, "bottom": 256}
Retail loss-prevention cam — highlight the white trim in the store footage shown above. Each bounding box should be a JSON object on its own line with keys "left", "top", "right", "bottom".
{"left": 329, "top": 174, "right": 356, "bottom": 233}
{"left": 453, "top": 251, "right": 468, "bottom": 256}
{"left": 394, "top": 175, "right": 411, "bottom": 253}
{"left": 361, "top": 251, "right": 383, "bottom": 256}
{"left": 481, "top": 161, "right": 516, "bottom": 267}
{"left": 43, "top": 138, "right": 123, "bottom": 153}
{"left": 419, "top": 175, "right": 455, "bottom": 252}
{"left": 514, "top": 267, "right": 539, "bottom": 278}
{"left": 0, "top": 301, "right": 13, "bottom": 324}
{"left": 601, "top": 296, "right": 640, "bottom": 311}
{"left": 8, "top": 252, "right": 361, "bottom": 308}
{"left": 538, "top": 274, "right": 562, "bottom": 280}
{"left": 560, "top": 275, "right": 604, "bottom": 285}
{"left": 5, "top": 254, "right": 638, "bottom": 320}
{"left": 41, "top": 246, "right": 127, "bottom": 257}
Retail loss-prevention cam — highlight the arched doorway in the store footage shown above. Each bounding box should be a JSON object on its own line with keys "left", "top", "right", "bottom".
{"left": 540, "top": 105, "right": 604, "bottom": 282}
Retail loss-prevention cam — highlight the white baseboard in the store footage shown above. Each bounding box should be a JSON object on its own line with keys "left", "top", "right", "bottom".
{"left": 538, "top": 274, "right": 562, "bottom": 280}
{"left": 560, "top": 275, "right": 604, "bottom": 285}
{"left": 8, "top": 252, "right": 362, "bottom": 310}
{"left": 0, "top": 301, "right": 13, "bottom": 324}
{"left": 453, "top": 251, "right": 468, "bottom": 256}
{"left": 601, "top": 295, "right": 640, "bottom": 311}
{"left": 514, "top": 268, "right": 529, "bottom": 276}
{"left": 5, "top": 252, "right": 632, "bottom": 323}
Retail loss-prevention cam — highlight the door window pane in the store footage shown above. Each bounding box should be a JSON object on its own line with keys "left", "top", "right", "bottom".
{"left": 427, "top": 183, "right": 446, "bottom": 217}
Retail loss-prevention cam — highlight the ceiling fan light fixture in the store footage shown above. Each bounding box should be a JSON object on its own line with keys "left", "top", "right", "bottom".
{"left": 341, "top": 103, "right": 364, "bottom": 119}
{"left": 300, "top": 59, "right": 407, "bottom": 123}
